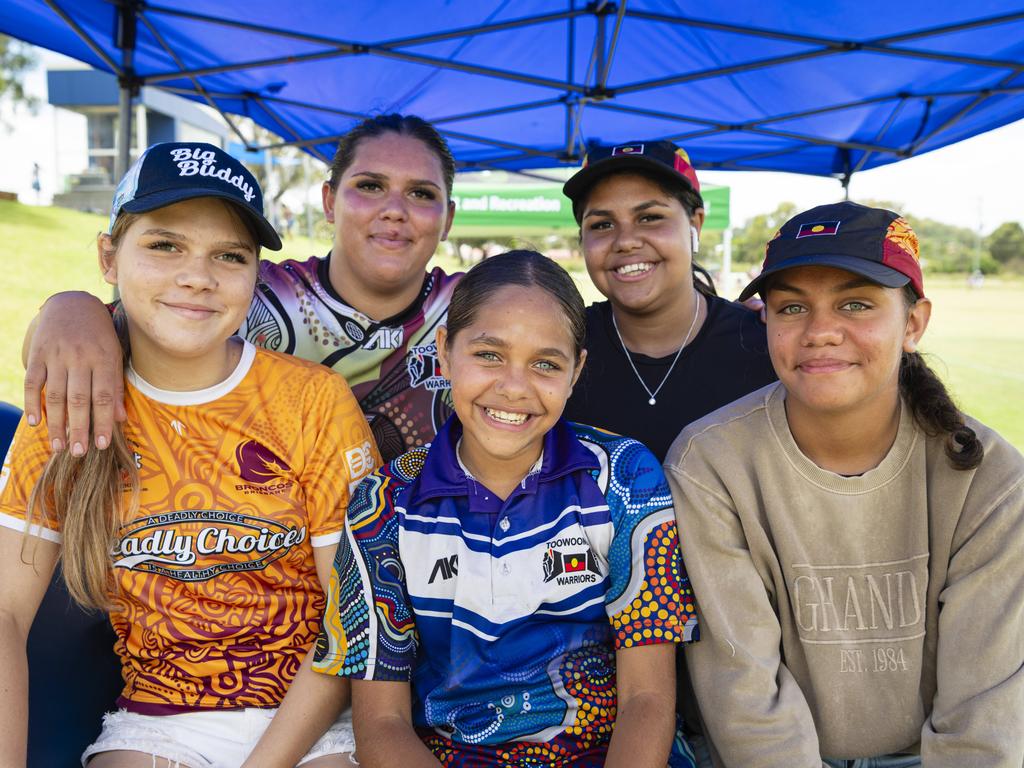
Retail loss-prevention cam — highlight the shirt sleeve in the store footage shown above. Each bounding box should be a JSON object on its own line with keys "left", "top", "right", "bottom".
{"left": 921, "top": 472, "right": 1024, "bottom": 765}
{"left": 299, "top": 370, "right": 381, "bottom": 548}
{"left": 604, "top": 440, "right": 698, "bottom": 649}
{"left": 0, "top": 412, "right": 62, "bottom": 543}
{"left": 312, "top": 465, "right": 417, "bottom": 682}
{"left": 667, "top": 462, "right": 826, "bottom": 768}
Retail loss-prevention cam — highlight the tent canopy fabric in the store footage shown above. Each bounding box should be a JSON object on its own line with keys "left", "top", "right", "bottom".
{"left": 4, "top": 1, "right": 1024, "bottom": 181}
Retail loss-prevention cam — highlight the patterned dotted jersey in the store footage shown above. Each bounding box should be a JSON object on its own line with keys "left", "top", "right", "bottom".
{"left": 313, "top": 417, "right": 698, "bottom": 766}
{"left": 0, "top": 343, "right": 380, "bottom": 713}
{"left": 239, "top": 256, "right": 461, "bottom": 462}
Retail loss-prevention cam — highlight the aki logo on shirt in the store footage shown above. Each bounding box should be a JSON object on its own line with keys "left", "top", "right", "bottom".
{"left": 543, "top": 537, "right": 599, "bottom": 586}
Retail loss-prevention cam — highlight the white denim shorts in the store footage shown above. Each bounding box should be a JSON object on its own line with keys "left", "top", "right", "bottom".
{"left": 81, "top": 707, "right": 356, "bottom": 767}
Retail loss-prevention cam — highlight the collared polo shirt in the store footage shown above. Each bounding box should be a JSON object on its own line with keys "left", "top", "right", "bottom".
{"left": 314, "top": 417, "right": 698, "bottom": 765}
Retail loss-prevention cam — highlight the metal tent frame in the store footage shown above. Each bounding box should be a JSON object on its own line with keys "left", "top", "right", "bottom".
{"left": 6, "top": 1, "right": 1024, "bottom": 185}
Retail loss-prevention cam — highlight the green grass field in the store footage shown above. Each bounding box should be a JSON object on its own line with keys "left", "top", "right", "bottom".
{"left": 2, "top": 199, "right": 1021, "bottom": 450}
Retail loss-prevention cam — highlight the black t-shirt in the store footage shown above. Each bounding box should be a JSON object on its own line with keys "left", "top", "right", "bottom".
{"left": 565, "top": 295, "right": 777, "bottom": 462}
{"left": 566, "top": 294, "right": 778, "bottom": 735}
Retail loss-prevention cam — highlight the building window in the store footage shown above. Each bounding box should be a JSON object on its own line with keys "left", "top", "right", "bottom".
{"left": 84, "top": 110, "right": 140, "bottom": 183}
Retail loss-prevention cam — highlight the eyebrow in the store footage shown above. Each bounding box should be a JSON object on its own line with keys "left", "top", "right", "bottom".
{"left": 140, "top": 229, "right": 255, "bottom": 251}
{"left": 582, "top": 198, "right": 669, "bottom": 221}
{"left": 469, "top": 334, "right": 570, "bottom": 360}
{"left": 141, "top": 228, "right": 184, "bottom": 238}
{"left": 351, "top": 170, "right": 442, "bottom": 190}
{"left": 770, "top": 276, "right": 881, "bottom": 294}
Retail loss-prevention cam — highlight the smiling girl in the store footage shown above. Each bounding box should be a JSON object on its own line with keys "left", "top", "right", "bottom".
{"left": 256, "top": 251, "right": 700, "bottom": 768}
{"left": 562, "top": 140, "right": 776, "bottom": 462}
{"left": 666, "top": 202, "right": 1024, "bottom": 766}
{"left": 561, "top": 140, "right": 778, "bottom": 765}
{"left": 0, "top": 143, "right": 379, "bottom": 767}
{"left": 25, "top": 114, "right": 458, "bottom": 463}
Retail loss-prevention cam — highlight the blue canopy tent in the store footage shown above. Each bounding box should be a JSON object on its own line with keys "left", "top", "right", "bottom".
{"left": 4, "top": 0, "right": 1024, "bottom": 187}
{"left": 3, "top": 2, "right": 1024, "bottom": 762}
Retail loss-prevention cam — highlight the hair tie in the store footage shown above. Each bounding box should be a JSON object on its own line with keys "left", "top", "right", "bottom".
{"left": 950, "top": 426, "right": 976, "bottom": 453}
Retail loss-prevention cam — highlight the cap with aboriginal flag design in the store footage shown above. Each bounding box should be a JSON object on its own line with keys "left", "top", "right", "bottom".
{"left": 562, "top": 140, "right": 701, "bottom": 223}
{"left": 738, "top": 201, "right": 924, "bottom": 301}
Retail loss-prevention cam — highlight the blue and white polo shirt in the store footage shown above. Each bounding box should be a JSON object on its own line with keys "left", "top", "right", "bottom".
{"left": 313, "top": 417, "right": 698, "bottom": 765}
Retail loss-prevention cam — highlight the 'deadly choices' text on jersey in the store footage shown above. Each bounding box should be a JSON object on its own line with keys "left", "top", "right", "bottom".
{"left": 0, "top": 343, "right": 379, "bottom": 713}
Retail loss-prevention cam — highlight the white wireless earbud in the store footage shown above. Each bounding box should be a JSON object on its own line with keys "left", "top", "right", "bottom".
{"left": 690, "top": 226, "right": 700, "bottom": 254}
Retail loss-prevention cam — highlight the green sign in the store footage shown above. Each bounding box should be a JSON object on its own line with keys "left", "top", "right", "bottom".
{"left": 702, "top": 185, "right": 729, "bottom": 232}
{"left": 449, "top": 183, "right": 729, "bottom": 239}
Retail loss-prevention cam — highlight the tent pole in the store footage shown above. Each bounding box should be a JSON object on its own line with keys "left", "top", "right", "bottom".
{"left": 595, "top": 4, "right": 607, "bottom": 87}
{"left": 116, "top": 78, "right": 132, "bottom": 181}
{"left": 114, "top": 1, "right": 139, "bottom": 182}
{"left": 839, "top": 148, "right": 852, "bottom": 200}
{"left": 564, "top": 0, "right": 576, "bottom": 158}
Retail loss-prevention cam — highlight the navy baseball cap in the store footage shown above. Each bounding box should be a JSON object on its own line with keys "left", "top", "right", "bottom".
{"left": 738, "top": 201, "right": 925, "bottom": 301}
{"left": 109, "top": 142, "right": 282, "bottom": 250}
{"left": 563, "top": 140, "right": 702, "bottom": 223}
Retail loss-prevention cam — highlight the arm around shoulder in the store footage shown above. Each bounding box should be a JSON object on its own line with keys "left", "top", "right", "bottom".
{"left": 22, "top": 291, "right": 124, "bottom": 456}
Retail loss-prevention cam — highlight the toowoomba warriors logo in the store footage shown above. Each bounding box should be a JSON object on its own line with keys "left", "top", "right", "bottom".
{"left": 543, "top": 539, "right": 599, "bottom": 586}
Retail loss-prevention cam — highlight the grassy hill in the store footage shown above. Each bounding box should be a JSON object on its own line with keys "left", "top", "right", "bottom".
{"left": 1, "top": 199, "right": 1021, "bottom": 450}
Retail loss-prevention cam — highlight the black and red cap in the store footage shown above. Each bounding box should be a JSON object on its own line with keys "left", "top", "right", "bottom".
{"left": 563, "top": 140, "right": 701, "bottom": 223}
{"left": 738, "top": 201, "right": 924, "bottom": 301}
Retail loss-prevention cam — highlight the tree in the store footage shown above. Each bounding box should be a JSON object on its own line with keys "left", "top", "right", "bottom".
{"left": 728, "top": 198, "right": 1001, "bottom": 275}
{"left": 859, "top": 199, "right": 986, "bottom": 274}
{"left": 730, "top": 202, "right": 798, "bottom": 267}
{"left": 0, "top": 35, "right": 38, "bottom": 128}
{"left": 986, "top": 221, "right": 1024, "bottom": 268}
{"left": 234, "top": 124, "right": 323, "bottom": 228}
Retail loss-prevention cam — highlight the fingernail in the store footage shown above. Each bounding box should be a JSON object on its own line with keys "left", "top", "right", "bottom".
{"left": 71, "top": 442, "right": 85, "bottom": 457}
{"left": 51, "top": 438, "right": 63, "bottom": 452}
{"left": 97, "top": 435, "right": 109, "bottom": 449}
{"left": 27, "top": 414, "right": 38, "bottom": 426}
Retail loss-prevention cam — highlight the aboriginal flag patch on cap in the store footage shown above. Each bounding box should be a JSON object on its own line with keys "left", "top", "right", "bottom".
{"left": 796, "top": 221, "right": 840, "bottom": 238}
{"left": 563, "top": 138, "right": 702, "bottom": 222}
{"left": 611, "top": 144, "right": 645, "bottom": 156}
{"left": 737, "top": 201, "right": 925, "bottom": 302}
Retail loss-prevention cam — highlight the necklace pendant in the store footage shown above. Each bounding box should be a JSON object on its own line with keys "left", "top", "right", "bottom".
{"left": 648, "top": 397, "right": 656, "bottom": 406}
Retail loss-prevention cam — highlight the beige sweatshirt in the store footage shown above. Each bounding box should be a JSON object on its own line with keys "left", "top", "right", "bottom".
{"left": 665, "top": 383, "right": 1024, "bottom": 767}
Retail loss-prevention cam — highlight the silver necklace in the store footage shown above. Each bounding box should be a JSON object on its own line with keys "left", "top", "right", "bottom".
{"left": 612, "top": 290, "right": 702, "bottom": 406}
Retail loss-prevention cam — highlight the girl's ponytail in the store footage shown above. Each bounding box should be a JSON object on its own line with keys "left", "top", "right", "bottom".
{"left": 23, "top": 272, "right": 139, "bottom": 610}
{"left": 898, "top": 349, "right": 983, "bottom": 471}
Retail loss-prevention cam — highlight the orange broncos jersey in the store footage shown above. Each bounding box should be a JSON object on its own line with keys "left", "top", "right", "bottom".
{"left": 0, "top": 343, "right": 380, "bottom": 713}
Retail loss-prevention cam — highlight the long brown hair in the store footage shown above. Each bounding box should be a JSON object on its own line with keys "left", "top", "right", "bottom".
{"left": 897, "top": 286, "right": 983, "bottom": 470}
{"left": 22, "top": 217, "right": 141, "bottom": 610}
